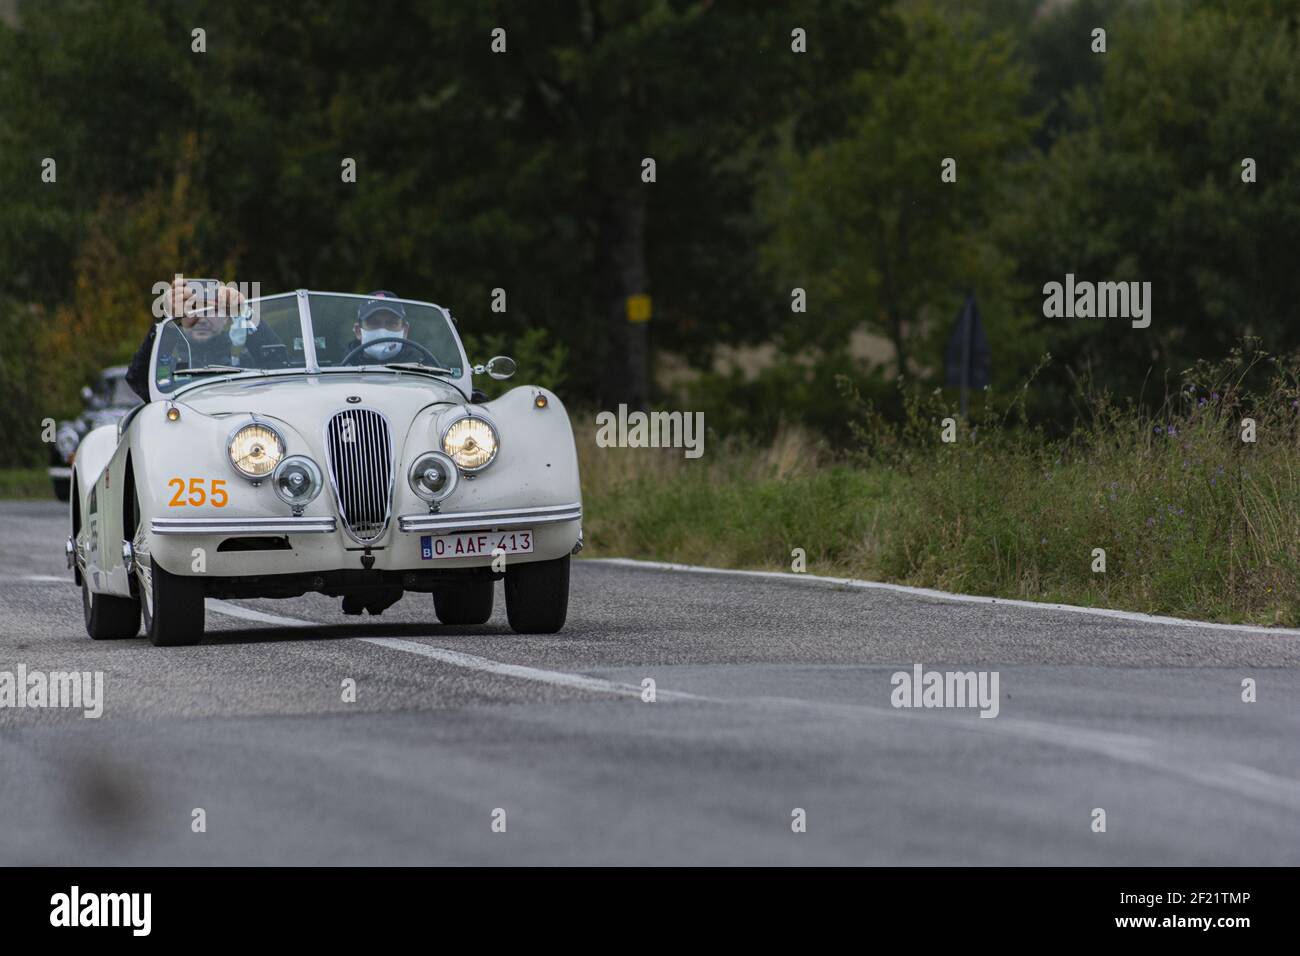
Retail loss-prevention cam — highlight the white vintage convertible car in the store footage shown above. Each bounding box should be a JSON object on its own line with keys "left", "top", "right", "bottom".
{"left": 68, "top": 290, "right": 582, "bottom": 646}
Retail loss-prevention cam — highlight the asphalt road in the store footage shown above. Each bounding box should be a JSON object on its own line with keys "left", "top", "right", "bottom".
{"left": 2, "top": 499, "right": 1298, "bottom": 865}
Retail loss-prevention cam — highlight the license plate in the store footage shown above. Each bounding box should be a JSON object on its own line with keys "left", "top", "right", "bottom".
{"left": 420, "top": 530, "right": 533, "bottom": 560}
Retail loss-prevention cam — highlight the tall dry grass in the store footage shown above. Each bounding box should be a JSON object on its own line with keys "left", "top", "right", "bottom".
{"left": 574, "top": 346, "right": 1300, "bottom": 625}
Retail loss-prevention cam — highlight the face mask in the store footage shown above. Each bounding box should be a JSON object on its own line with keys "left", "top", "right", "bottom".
{"left": 361, "top": 326, "right": 404, "bottom": 360}
{"left": 228, "top": 318, "right": 250, "bottom": 347}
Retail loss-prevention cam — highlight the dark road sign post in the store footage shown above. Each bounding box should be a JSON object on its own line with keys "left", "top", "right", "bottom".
{"left": 944, "top": 293, "right": 991, "bottom": 418}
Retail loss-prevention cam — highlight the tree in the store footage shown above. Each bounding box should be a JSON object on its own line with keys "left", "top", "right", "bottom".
{"left": 1003, "top": 0, "right": 1300, "bottom": 409}
{"left": 0, "top": 1, "right": 904, "bottom": 426}
{"left": 760, "top": 14, "right": 1039, "bottom": 382}
{"left": 40, "top": 136, "right": 217, "bottom": 419}
{"left": 406, "top": 0, "right": 900, "bottom": 408}
{"left": 0, "top": 0, "right": 200, "bottom": 304}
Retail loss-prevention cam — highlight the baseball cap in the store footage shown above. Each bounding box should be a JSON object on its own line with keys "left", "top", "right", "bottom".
{"left": 357, "top": 290, "right": 407, "bottom": 324}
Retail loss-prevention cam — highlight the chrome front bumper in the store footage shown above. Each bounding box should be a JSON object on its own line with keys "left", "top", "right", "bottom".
{"left": 151, "top": 516, "right": 338, "bottom": 535}
{"left": 397, "top": 502, "right": 582, "bottom": 534}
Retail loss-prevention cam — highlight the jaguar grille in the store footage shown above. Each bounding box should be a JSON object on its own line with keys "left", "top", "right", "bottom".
{"left": 325, "top": 408, "right": 393, "bottom": 543}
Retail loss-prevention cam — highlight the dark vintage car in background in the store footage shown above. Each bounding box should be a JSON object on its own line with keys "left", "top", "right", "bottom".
{"left": 49, "top": 365, "right": 141, "bottom": 501}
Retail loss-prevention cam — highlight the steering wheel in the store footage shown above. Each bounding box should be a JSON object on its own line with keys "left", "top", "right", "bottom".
{"left": 339, "top": 337, "right": 442, "bottom": 367}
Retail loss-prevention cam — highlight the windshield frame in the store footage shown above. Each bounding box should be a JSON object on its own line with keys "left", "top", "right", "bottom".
{"left": 150, "top": 289, "right": 470, "bottom": 402}
{"left": 301, "top": 290, "right": 469, "bottom": 388}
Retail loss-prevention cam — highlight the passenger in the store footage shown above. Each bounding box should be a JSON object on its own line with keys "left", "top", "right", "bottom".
{"left": 126, "top": 277, "right": 281, "bottom": 401}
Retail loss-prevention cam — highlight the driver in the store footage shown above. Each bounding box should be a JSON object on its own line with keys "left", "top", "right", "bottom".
{"left": 126, "top": 277, "right": 281, "bottom": 401}
{"left": 346, "top": 290, "right": 416, "bottom": 363}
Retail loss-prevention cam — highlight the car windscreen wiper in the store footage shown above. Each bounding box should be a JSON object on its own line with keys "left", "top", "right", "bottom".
{"left": 176, "top": 365, "right": 263, "bottom": 376}
{"left": 383, "top": 362, "right": 456, "bottom": 377}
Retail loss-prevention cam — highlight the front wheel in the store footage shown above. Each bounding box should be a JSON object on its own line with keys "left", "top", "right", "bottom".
{"left": 82, "top": 580, "right": 140, "bottom": 640}
{"left": 504, "top": 555, "right": 569, "bottom": 634}
{"left": 144, "top": 557, "right": 205, "bottom": 647}
{"left": 434, "top": 579, "right": 494, "bottom": 625}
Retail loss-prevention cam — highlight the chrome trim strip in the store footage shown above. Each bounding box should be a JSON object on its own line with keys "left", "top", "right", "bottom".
{"left": 290, "top": 290, "right": 446, "bottom": 309}
{"left": 397, "top": 503, "right": 582, "bottom": 534}
{"left": 151, "top": 516, "right": 337, "bottom": 535}
{"left": 296, "top": 288, "right": 320, "bottom": 374}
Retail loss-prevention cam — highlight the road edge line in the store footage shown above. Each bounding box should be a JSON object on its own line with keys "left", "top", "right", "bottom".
{"left": 583, "top": 557, "right": 1300, "bottom": 637}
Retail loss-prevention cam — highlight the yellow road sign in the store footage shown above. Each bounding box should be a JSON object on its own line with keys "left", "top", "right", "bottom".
{"left": 626, "top": 294, "right": 652, "bottom": 323}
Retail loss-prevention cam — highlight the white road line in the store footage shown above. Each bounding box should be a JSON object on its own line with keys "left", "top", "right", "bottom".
{"left": 18, "top": 575, "right": 70, "bottom": 583}
{"left": 586, "top": 557, "right": 1300, "bottom": 637}
{"left": 202, "top": 597, "right": 1300, "bottom": 812}
{"left": 205, "top": 600, "right": 700, "bottom": 699}
{"left": 208, "top": 599, "right": 312, "bottom": 627}
{"left": 363, "top": 639, "right": 705, "bottom": 699}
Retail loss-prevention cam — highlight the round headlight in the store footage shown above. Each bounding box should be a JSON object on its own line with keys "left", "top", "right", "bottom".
{"left": 55, "top": 425, "right": 80, "bottom": 459}
{"left": 228, "top": 422, "right": 285, "bottom": 478}
{"left": 272, "top": 455, "right": 323, "bottom": 508}
{"left": 408, "top": 451, "right": 459, "bottom": 502}
{"left": 442, "top": 416, "right": 498, "bottom": 471}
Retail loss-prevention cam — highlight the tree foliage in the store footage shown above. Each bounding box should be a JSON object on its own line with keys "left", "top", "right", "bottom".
{"left": 1003, "top": 0, "right": 1300, "bottom": 411}
{"left": 1, "top": 0, "right": 1299, "bottom": 465}
{"left": 760, "top": 13, "right": 1039, "bottom": 382}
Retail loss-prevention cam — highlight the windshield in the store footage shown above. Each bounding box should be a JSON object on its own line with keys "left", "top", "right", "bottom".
{"left": 153, "top": 294, "right": 305, "bottom": 394}
{"left": 152, "top": 290, "right": 466, "bottom": 396}
{"left": 306, "top": 292, "right": 463, "bottom": 376}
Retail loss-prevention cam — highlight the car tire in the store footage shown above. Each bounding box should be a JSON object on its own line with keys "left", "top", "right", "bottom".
{"left": 433, "top": 580, "right": 494, "bottom": 625}
{"left": 52, "top": 477, "right": 71, "bottom": 502}
{"left": 144, "top": 557, "right": 205, "bottom": 647}
{"left": 504, "top": 555, "right": 569, "bottom": 634}
{"left": 82, "top": 580, "right": 140, "bottom": 640}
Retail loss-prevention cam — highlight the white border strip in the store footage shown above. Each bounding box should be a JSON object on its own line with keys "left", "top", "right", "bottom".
{"left": 585, "top": 558, "right": 1300, "bottom": 637}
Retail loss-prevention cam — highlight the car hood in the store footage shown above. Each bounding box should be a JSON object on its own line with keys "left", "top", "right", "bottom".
{"left": 173, "top": 372, "right": 469, "bottom": 423}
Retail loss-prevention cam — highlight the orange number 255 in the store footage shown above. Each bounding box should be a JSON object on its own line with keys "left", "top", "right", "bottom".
{"left": 166, "top": 478, "right": 229, "bottom": 508}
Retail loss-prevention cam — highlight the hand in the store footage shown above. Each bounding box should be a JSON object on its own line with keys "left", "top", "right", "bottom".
{"left": 168, "top": 278, "right": 247, "bottom": 328}
{"left": 215, "top": 284, "right": 248, "bottom": 321}
{"left": 165, "top": 276, "right": 192, "bottom": 325}
{"left": 166, "top": 277, "right": 210, "bottom": 329}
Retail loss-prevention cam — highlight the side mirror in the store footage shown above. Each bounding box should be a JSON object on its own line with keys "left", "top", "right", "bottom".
{"left": 473, "top": 355, "right": 516, "bottom": 380}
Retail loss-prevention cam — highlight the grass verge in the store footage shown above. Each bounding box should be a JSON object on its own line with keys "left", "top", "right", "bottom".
{"left": 0, "top": 467, "right": 51, "bottom": 500}
{"left": 577, "top": 348, "right": 1300, "bottom": 627}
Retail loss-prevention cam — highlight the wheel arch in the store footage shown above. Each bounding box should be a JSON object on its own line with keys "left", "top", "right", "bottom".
{"left": 122, "top": 451, "right": 139, "bottom": 596}
{"left": 70, "top": 473, "right": 83, "bottom": 586}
